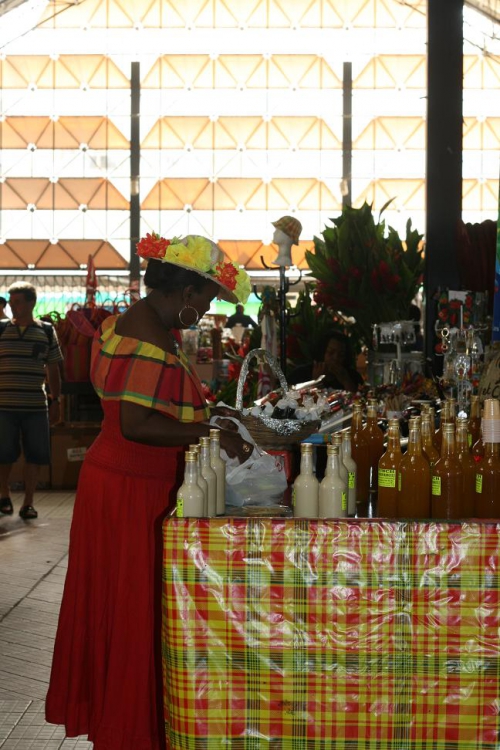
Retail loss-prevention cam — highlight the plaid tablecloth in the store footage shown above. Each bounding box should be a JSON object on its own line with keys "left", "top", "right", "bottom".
{"left": 162, "top": 518, "right": 500, "bottom": 749}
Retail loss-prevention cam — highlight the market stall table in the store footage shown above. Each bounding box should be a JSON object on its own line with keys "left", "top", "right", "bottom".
{"left": 162, "top": 517, "right": 500, "bottom": 748}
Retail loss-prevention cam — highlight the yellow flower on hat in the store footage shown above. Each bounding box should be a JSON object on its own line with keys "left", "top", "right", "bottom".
{"left": 168, "top": 236, "right": 213, "bottom": 271}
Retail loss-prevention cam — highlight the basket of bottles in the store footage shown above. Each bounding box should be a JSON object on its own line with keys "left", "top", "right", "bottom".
{"left": 236, "top": 348, "right": 320, "bottom": 448}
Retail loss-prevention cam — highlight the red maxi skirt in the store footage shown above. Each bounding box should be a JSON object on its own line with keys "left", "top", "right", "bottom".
{"left": 46, "top": 402, "right": 183, "bottom": 750}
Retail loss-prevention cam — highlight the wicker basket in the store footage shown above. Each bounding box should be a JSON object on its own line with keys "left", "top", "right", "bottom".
{"left": 236, "top": 348, "right": 321, "bottom": 448}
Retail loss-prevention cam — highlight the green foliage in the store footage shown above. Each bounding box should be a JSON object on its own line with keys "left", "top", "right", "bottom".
{"left": 305, "top": 202, "right": 424, "bottom": 348}
{"left": 286, "top": 284, "right": 346, "bottom": 369}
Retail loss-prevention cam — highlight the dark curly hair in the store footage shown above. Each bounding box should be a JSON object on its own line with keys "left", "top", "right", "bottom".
{"left": 144, "top": 259, "right": 212, "bottom": 295}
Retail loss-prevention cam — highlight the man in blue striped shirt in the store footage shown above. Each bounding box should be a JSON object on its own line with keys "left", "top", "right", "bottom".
{"left": 0, "top": 282, "right": 63, "bottom": 519}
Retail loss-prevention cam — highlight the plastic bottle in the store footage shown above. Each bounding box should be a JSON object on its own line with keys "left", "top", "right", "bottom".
{"left": 377, "top": 418, "right": 402, "bottom": 518}
{"left": 210, "top": 429, "right": 226, "bottom": 516}
{"left": 455, "top": 416, "right": 476, "bottom": 517}
{"left": 364, "top": 402, "right": 385, "bottom": 495}
{"left": 318, "top": 444, "right": 347, "bottom": 518}
{"left": 341, "top": 429, "right": 357, "bottom": 517}
{"left": 468, "top": 395, "right": 481, "bottom": 450}
{"left": 199, "top": 437, "right": 217, "bottom": 517}
{"left": 474, "top": 398, "right": 500, "bottom": 518}
{"left": 398, "top": 422, "right": 430, "bottom": 519}
{"left": 351, "top": 402, "right": 370, "bottom": 513}
{"left": 431, "top": 423, "right": 463, "bottom": 519}
{"left": 176, "top": 451, "right": 205, "bottom": 517}
{"left": 293, "top": 442, "right": 319, "bottom": 518}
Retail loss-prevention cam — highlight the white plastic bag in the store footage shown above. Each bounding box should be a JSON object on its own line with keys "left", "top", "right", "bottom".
{"left": 209, "top": 415, "right": 288, "bottom": 506}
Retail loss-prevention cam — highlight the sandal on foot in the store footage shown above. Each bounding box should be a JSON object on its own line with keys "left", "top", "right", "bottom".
{"left": 19, "top": 505, "right": 38, "bottom": 520}
{"left": 0, "top": 497, "right": 13, "bottom": 515}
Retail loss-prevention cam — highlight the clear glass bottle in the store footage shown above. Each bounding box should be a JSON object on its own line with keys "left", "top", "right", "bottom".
{"left": 176, "top": 451, "right": 205, "bottom": 517}
{"left": 332, "top": 433, "right": 349, "bottom": 494}
{"left": 468, "top": 395, "right": 481, "bottom": 450}
{"left": 377, "top": 418, "right": 402, "bottom": 518}
{"left": 210, "top": 429, "right": 226, "bottom": 516}
{"left": 364, "top": 402, "right": 385, "bottom": 494}
{"left": 190, "top": 443, "right": 208, "bottom": 514}
{"left": 398, "top": 423, "right": 431, "bottom": 519}
{"left": 431, "top": 423, "right": 463, "bottom": 519}
{"left": 199, "top": 436, "right": 217, "bottom": 517}
{"left": 318, "top": 444, "right": 347, "bottom": 518}
{"left": 351, "top": 402, "right": 370, "bottom": 512}
{"left": 341, "top": 429, "right": 357, "bottom": 517}
{"left": 293, "top": 442, "right": 319, "bottom": 518}
{"left": 456, "top": 416, "right": 476, "bottom": 517}
{"left": 421, "top": 413, "right": 439, "bottom": 468}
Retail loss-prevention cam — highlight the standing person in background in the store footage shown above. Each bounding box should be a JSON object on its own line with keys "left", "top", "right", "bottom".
{"left": 0, "top": 282, "right": 63, "bottom": 519}
{"left": 46, "top": 234, "right": 253, "bottom": 750}
{"left": 0, "top": 296, "right": 9, "bottom": 321}
{"left": 288, "top": 331, "right": 363, "bottom": 392}
{"left": 225, "top": 303, "right": 258, "bottom": 329}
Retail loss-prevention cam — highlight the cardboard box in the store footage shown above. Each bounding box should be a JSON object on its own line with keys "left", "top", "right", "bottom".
{"left": 50, "top": 422, "right": 101, "bottom": 489}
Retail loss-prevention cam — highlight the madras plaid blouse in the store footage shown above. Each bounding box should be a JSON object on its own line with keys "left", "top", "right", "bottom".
{"left": 91, "top": 315, "right": 210, "bottom": 423}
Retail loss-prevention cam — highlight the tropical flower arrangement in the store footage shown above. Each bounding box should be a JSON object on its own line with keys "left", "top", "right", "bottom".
{"left": 305, "top": 202, "right": 425, "bottom": 349}
{"left": 136, "top": 232, "right": 251, "bottom": 304}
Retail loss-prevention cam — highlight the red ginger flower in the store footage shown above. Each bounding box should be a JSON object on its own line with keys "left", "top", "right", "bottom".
{"left": 213, "top": 261, "right": 238, "bottom": 291}
{"left": 136, "top": 232, "right": 171, "bottom": 259}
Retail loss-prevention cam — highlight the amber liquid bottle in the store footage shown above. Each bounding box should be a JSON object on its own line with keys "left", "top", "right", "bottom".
{"left": 456, "top": 417, "right": 476, "bottom": 517}
{"left": 474, "top": 400, "right": 500, "bottom": 518}
{"left": 398, "top": 423, "right": 430, "bottom": 519}
{"left": 351, "top": 403, "right": 370, "bottom": 513}
{"left": 377, "top": 419, "right": 402, "bottom": 518}
{"left": 468, "top": 395, "right": 481, "bottom": 450}
{"left": 431, "top": 423, "right": 463, "bottom": 520}
{"left": 434, "top": 400, "right": 450, "bottom": 453}
{"left": 421, "top": 413, "right": 439, "bottom": 469}
{"left": 364, "top": 403, "right": 385, "bottom": 494}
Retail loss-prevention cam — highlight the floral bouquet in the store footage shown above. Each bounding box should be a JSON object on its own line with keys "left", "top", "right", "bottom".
{"left": 305, "top": 202, "right": 425, "bottom": 349}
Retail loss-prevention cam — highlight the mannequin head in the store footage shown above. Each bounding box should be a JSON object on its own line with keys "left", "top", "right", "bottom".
{"left": 271, "top": 215, "right": 302, "bottom": 267}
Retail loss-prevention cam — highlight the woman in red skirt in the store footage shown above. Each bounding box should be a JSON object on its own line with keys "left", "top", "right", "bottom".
{"left": 46, "top": 234, "right": 252, "bottom": 750}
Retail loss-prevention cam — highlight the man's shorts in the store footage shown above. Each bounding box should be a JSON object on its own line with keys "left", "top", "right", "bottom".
{"left": 0, "top": 410, "right": 51, "bottom": 465}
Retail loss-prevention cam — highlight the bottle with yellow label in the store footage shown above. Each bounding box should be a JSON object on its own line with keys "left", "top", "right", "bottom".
{"left": 332, "top": 432, "right": 349, "bottom": 494}
{"left": 431, "top": 423, "right": 463, "bottom": 519}
{"left": 456, "top": 416, "right": 476, "bottom": 517}
{"left": 398, "top": 422, "right": 430, "bottom": 519}
{"left": 176, "top": 451, "right": 205, "bottom": 517}
{"left": 377, "top": 418, "right": 402, "bottom": 518}
{"left": 364, "top": 402, "right": 385, "bottom": 495}
{"left": 341, "top": 429, "right": 357, "bottom": 517}
{"left": 474, "top": 398, "right": 500, "bottom": 518}
{"left": 318, "top": 444, "right": 347, "bottom": 518}
{"left": 293, "top": 442, "right": 319, "bottom": 518}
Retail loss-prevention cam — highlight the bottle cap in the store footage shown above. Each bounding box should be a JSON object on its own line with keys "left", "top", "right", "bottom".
{"left": 200, "top": 436, "right": 210, "bottom": 446}
{"left": 185, "top": 451, "right": 196, "bottom": 462}
{"left": 327, "top": 444, "right": 339, "bottom": 454}
{"left": 332, "top": 433, "right": 342, "bottom": 444}
{"left": 209, "top": 429, "right": 220, "bottom": 439}
{"left": 301, "top": 442, "right": 313, "bottom": 452}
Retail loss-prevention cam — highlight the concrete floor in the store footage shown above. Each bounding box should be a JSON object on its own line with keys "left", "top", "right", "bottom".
{"left": 0, "top": 490, "right": 92, "bottom": 749}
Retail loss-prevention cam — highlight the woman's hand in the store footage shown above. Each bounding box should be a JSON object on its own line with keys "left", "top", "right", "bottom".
{"left": 217, "top": 426, "right": 253, "bottom": 463}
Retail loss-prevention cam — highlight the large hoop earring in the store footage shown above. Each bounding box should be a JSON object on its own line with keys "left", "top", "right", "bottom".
{"left": 178, "top": 305, "right": 199, "bottom": 327}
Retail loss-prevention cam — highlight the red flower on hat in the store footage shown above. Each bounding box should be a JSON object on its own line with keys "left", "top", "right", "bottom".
{"left": 136, "top": 232, "right": 171, "bottom": 259}
{"left": 213, "top": 261, "right": 238, "bottom": 291}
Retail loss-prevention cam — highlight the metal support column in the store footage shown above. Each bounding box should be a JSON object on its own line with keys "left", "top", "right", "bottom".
{"left": 129, "top": 61, "right": 141, "bottom": 301}
{"left": 425, "top": 0, "right": 463, "bottom": 369}
{"left": 342, "top": 62, "right": 352, "bottom": 208}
